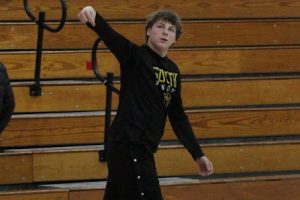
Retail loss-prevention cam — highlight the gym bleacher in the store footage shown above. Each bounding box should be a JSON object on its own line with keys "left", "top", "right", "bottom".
{"left": 1, "top": 0, "right": 300, "bottom": 199}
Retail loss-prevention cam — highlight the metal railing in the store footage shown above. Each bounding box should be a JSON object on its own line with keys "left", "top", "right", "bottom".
{"left": 23, "top": 1, "right": 113, "bottom": 162}
{"left": 23, "top": 0, "right": 67, "bottom": 96}
{"left": 92, "top": 37, "right": 120, "bottom": 162}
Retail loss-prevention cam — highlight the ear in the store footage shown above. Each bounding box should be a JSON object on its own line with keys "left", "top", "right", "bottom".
{"left": 171, "top": 38, "right": 176, "bottom": 46}
{"left": 170, "top": 39, "right": 177, "bottom": 48}
{"left": 146, "top": 28, "right": 151, "bottom": 37}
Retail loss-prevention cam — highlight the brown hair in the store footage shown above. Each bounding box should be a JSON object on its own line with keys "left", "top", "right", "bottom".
{"left": 145, "top": 10, "right": 182, "bottom": 41}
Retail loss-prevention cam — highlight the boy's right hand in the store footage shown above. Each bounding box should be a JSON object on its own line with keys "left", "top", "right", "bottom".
{"left": 77, "top": 6, "right": 96, "bottom": 27}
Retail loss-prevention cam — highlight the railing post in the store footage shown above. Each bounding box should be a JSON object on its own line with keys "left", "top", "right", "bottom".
{"left": 99, "top": 73, "right": 114, "bottom": 162}
{"left": 29, "top": 11, "right": 45, "bottom": 96}
{"left": 24, "top": 0, "right": 67, "bottom": 96}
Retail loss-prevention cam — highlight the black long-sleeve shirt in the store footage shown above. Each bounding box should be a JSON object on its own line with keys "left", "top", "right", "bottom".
{"left": 89, "top": 13, "right": 204, "bottom": 160}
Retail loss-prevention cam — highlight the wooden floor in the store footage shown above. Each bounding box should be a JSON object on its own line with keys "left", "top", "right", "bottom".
{"left": 161, "top": 178, "right": 300, "bottom": 200}
{"left": 1, "top": 174, "right": 300, "bottom": 200}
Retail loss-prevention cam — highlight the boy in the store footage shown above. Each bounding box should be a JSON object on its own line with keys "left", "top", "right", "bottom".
{"left": 78, "top": 6, "right": 213, "bottom": 200}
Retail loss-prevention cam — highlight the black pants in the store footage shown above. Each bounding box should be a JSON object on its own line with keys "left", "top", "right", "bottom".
{"left": 103, "top": 142, "right": 163, "bottom": 200}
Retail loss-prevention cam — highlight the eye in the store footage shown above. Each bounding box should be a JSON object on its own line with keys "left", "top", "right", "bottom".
{"left": 169, "top": 28, "right": 175, "bottom": 32}
{"left": 157, "top": 24, "right": 164, "bottom": 28}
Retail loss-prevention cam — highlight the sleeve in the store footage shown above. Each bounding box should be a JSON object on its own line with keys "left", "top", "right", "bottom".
{"left": 0, "top": 64, "right": 15, "bottom": 134}
{"left": 167, "top": 74, "right": 204, "bottom": 160}
{"left": 87, "top": 12, "right": 137, "bottom": 66}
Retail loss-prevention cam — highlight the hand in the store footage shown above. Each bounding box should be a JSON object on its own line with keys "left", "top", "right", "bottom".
{"left": 196, "top": 156, "right": 213, "bottom": 176}
{"left": 77, "top": 6, "right": 96, "bottom": 27}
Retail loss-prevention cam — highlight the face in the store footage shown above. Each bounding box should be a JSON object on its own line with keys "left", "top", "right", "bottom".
{"left": 146, "top": 19, "right": 177, "bottom": 55}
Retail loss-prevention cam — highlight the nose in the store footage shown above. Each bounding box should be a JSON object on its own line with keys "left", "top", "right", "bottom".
{"left": 162, "top": 27, "right": 168, "bottom": 35}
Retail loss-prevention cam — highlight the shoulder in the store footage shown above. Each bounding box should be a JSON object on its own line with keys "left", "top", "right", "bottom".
{"left": 166, "top": 57, "right": 180, "bottom": 74}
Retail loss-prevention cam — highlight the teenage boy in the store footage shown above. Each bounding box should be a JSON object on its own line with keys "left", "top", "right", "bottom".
{"left": 78, "top": 6, "right": 213, "bottom": 200}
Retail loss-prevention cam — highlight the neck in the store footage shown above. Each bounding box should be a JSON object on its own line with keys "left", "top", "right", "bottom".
{"left": 147, "top": 42, "right": 168, "bottom": 57}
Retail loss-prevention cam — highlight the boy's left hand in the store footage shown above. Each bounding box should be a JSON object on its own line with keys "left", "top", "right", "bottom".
{"left": 196, "top": 156, "right": 214, "bottom": 176}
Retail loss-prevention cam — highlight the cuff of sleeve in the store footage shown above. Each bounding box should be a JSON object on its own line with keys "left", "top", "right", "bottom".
{"left": 93, "top": 12, "right": 104, "bottom": 32}
{"left": 191, "top": 147, "right": 205, "bottom": 161}
{"left": 86, "top": 12, "right": 109, "bottom": 36}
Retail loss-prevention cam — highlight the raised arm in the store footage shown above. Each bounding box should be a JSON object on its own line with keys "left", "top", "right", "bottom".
{"left": 77, "top": 6, "right": 137, "bottom": 65}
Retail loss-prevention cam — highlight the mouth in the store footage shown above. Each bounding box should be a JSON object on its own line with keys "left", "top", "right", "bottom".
{"left": 160, "top": 38, "right": 168, "bottom": 43}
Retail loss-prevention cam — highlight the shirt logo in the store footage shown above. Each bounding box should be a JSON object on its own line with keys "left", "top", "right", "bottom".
{"left": 163, "top": 92, "right": 172, "bottom": 107}
{"left": 153, "top": 67, "right": 178, "bottom": 89}
{"left": 153, "top": 66, "right": 178, "bottom": 107}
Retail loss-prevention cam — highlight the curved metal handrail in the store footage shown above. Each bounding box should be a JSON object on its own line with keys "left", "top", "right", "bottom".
{"left": 92, "top": 38, "right": 106, "bottom": 82}
{"left": 23, "top": 0, "right": 67, "bottom": 33}
{"left": 92, "top": 37, "right": 120, "bottom": 95}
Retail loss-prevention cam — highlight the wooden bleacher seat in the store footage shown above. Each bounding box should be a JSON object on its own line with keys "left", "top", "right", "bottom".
{"left": 1, "top": 169, "right": 300, "bottom": 200}
{"left": 0, "top": 188, "right": 69, "bottom": 200}
{"left": 2, "top": 107, "right": 300, "bottom": 148}
{"left": 2, "top": 48, "right": 300, "bottom": 81}
{"left": 1, "top": 21, "right": 300, "bottom": 50}
{"left": 1, "top": 139, "right": 300, "bottom": 185}
{"left": 2, "top": 0, "right": 300, "bottom": 21}
{"left": 5, "top": 78, "right": 300, "bottom": 114}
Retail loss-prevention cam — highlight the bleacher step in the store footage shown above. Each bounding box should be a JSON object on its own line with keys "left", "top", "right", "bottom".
{"left": 1, "top": 139, "right": 300, "bottom": 185}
